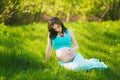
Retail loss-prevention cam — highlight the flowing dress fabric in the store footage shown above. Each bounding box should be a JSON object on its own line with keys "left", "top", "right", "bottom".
{"left": 58, "top": 53, "right": 108, "bottom": 71}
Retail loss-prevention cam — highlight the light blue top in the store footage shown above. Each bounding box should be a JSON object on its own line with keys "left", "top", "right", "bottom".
{"left": 52, "top": 30, "right": 72, "bottom": 50}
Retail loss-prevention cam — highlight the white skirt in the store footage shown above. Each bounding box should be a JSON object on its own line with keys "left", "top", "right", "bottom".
{"left": 58, "top": 53, "right": 108, "bottom": 71}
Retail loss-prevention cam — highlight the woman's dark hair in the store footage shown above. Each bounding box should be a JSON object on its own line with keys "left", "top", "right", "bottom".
{"left": 48, "top": 17, "right": 67, "bottom": 39}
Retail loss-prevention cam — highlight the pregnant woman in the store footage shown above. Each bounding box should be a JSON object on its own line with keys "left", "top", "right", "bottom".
{"left": 46, "top": 17, "right": 108, "bottom": 71}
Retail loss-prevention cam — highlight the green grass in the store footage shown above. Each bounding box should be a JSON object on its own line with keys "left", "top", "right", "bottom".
{"left": 0, "top": 21, "right": 120, "bottom": 80}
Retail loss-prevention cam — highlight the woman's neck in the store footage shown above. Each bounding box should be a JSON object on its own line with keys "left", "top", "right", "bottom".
{"left": 58, "top": 32, "right": 65, "bottom": 37}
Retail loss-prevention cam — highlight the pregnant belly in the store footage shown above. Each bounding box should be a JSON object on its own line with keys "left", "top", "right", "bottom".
{"left": 55, "top": 47, "right": 75, "bottom": 62}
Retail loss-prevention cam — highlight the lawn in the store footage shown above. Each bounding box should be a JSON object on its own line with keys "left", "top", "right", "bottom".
{"left": 0, "top": 21, "right": 120, "bottom": 80}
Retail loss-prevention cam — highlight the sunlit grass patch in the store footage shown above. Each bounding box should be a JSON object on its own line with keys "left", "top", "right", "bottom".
{"left": 0, "top": 21, "right": 120, "bottom": 80}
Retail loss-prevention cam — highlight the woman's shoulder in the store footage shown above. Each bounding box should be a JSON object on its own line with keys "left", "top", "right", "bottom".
{"left": 67, "top": 29, "right": 74, "bottom": 34}
{"left": 67, "top": 29, "right": 75, "bottom": 37}
{"left": 66, "top": 29, "right": 72, "bottom": 32}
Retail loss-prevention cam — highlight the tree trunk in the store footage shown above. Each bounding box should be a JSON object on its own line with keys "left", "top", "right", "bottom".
{"left": 66, "top": 12, "right": 70, "bottom": 22}
{"left": 99, "top": 5, "right": 110, "bottom": 22}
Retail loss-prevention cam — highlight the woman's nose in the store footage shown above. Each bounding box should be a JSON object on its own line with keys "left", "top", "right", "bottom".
{"left": 56, "top": 29, "right": 60, "bottom": 32}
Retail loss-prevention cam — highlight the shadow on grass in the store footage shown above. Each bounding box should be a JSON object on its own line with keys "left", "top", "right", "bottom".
{"left": 103, "top": 68, "right": 120, "bottom": 80}
{"left": 0, "top": 49, "right": 48, "bottom": 80}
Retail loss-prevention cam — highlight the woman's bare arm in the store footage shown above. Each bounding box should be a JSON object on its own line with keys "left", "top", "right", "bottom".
{"left": 69, "top": 30, "right": 79, "bottom": 51}
{"left": 46, "top": 34, "right": 52, "bottom": 60}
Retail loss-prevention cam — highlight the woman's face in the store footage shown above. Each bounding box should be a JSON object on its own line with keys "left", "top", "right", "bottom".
{"left": 53, "top": 24, "right": 62, "bottom": 33}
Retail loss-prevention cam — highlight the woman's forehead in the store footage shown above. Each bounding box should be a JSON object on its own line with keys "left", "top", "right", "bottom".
{"left": 53, "top": 24, "right": 59, "bottom": 29}
{"left": 53, "top": 24, "right": 61, "bottom": 27}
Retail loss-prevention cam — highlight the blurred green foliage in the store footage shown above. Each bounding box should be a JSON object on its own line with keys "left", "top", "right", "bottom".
{"left": 0, "top": 0, "right": 120, "bottom": 25}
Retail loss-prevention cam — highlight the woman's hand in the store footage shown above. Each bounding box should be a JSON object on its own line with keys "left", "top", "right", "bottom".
{"left": 55, "top": 47, "right": 76, "bottom": 62}
{"left": 68, "top": 48, "right": 76, "bottom": 55}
